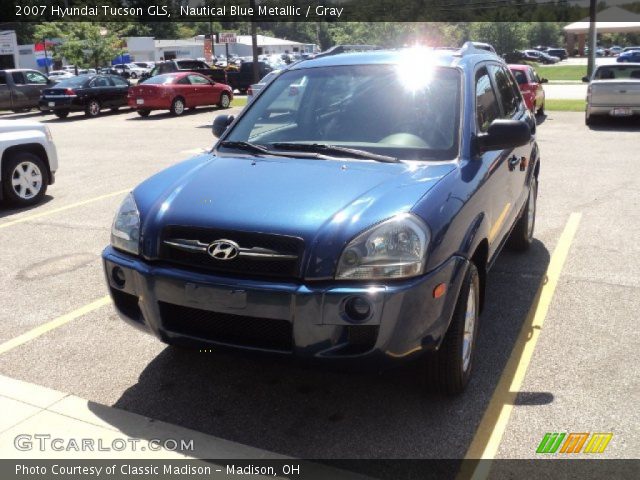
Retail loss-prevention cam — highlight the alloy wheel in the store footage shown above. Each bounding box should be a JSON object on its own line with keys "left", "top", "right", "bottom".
{"left": 461, "top": 282, "right": 477, "bottom": 373}
{"left": 11, "top": 161, "right": 43, "bottom": 200}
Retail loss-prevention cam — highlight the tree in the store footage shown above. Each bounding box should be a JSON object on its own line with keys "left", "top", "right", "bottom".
{"left": 468, "top": 22, "right": 528, "bottom": 55}
{"left": 33, "top": 23, "right": 123, "bottom": 69}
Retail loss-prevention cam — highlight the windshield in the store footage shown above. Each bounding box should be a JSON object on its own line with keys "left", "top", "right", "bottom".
{"left": 593, "top": 66, "right": 640, "bottom": 80}
{"left": 142, "top": 74, "right": 177, "bottom": 85}
{"left": 223, "top": 64, "right": 461, "bottom": 160}
{"left": 54, "top": 76, "right": 91, "bottom": 88}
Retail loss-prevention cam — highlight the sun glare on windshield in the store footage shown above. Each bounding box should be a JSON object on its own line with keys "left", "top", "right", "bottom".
{"left": 395, "top": 48, "right": 436, "bottom": 93}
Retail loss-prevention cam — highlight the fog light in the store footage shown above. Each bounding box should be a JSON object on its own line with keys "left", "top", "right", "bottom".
{"left": 112, "top": 266, "right": 126, "bottom": 288}
{"left": 344, "top": 296, "right": 372, "bottom": 322}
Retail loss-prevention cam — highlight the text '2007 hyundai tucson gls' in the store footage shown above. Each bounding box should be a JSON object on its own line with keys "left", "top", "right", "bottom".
{"left": 103, "top": 43, "right": 539, "bottom": 394}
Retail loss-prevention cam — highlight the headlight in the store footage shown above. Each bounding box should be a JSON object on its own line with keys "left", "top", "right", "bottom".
{"left": 111, "top": 193, "right": 140, "bottom": 255}
{"left": 336, "top": 214, "right": 429, "bottom": 280}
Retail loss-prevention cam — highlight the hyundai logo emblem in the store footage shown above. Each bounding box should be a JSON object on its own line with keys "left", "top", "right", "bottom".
{"left": 207, "top": 239, "right": 240, "bottom": 260}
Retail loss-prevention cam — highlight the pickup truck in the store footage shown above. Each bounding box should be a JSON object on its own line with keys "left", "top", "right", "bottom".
{"left": 140, "top": 59, "right": 228, "bottom": 85}
{"left": 226, "top": 62, "right": 273, "bottom": 94}
{"left": 0, "top": 69, "right": 55, "bottom": 112}
{"left": 583, "top": 63, "right": 640, "bottom": 125}
{"left": 0, "top": 120, "right": 58, "bottom": 206}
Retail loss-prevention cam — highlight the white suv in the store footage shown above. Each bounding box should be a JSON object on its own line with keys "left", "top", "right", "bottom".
{"left": 0, "top": 120, "right": 58, "bottom": 206}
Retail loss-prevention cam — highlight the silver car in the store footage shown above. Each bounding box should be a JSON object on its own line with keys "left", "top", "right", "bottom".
{"left": 583, "top": 63, "right": 640, "bottom": 125}
{"left": 247, "top": 70, "right": 281, "bottom": 102}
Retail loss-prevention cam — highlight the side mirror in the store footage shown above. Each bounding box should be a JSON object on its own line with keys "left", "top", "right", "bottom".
{"left": 212, "top": 115, "right": 234, "bottom": 138}
{"left": 477, "top": 119, "right": 531, "bottom": 153}
{"left": 582, "top": 76, "right": 590, "bottom": 83}
{"left": 540, "top": 78, "right": 548, "bottom": 83}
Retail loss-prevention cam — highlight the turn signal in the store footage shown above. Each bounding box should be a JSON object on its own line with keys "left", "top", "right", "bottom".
{"left": 433, "top": 283, "right": 447, "bottom": 299}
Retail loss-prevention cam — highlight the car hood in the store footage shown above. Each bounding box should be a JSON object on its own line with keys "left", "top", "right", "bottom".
{"left": 135, "top": 153, "right": 455, "bottom": 275}
{"left": 0, "top": 120, "right": 46, "bottom": 135}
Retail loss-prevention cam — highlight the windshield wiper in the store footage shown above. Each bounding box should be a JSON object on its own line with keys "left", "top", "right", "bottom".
{"left": 270, "top": 143, "right": 399, "bottom": 163}
{"left": 218, "top": 141, "right": 273, "bottom": 155}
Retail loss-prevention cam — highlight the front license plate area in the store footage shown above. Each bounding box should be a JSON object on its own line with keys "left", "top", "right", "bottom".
{"left": 185, "top": 283, "right": 247, "bottom": 310}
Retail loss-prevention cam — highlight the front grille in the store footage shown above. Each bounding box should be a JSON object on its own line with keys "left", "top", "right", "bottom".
{"left": 160, "top": 302, "right": 293, "bottom": 352}
{"left": 159, "top": 226, "right": 303, "bottom": 279}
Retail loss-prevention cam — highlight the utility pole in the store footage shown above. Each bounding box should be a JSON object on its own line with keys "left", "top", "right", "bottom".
{"left": 43, "top": 37, "right": 49, "bottom": 75}
{"left": 587, "top": 0, "right": 597, "bottom": 77}
{"left": 250, "top": 0, "right": 259, "bottom": 83}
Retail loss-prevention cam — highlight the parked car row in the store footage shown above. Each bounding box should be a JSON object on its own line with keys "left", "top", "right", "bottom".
{"left": 36, "top": 72, "right": 233, "bottom": 119}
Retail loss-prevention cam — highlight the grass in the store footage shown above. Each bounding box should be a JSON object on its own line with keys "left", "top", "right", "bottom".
{"left": 545, "top": 99, "right": 585, "bottom": 112}
{"left": 231, "top": 97, "right": 247, "bottom": 107}
{"left": 535, "top": 65, "right": 587, "bottom": 82}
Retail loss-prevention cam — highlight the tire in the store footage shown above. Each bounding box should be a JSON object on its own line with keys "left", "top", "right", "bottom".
{"left": 218, "top": 92, "right": 231, "bottom": 109}
{"left": 424, "top": 263, "right": 480, "bottom": 395}
{"left": 170, "top": 97, "right": 185, "bottom": 116}
{"left": 130, "top": 72, "right": 137, "bottom": 79}
{"left": 85, "top": 99, "right": 101, "bottom": 117}
{"left": 508, "top": 176, "right": 537, "bottom": 251}
{"left": 1, "top": 152, "right": 48, "bottom": 206}
{"left": 110, "top": 107, "right": 120, "bottom": 112}
{"left": 537, "top": 101, "right": 545, "bottom": 116}
{"left": 137, "top": 109, "right": 151, "bottom": 117}
{"left": 54, "top": 110, "right": 69, "bottom": 119}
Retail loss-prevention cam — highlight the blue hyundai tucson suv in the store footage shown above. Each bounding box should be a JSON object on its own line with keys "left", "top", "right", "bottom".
{"left": 103, "top": 43, "right": 539, "bottom": 394}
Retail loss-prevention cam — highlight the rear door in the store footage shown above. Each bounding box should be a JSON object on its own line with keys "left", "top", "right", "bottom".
{"left": 174, "top": 75, "right": 195, "bottom": 105}
{"left": 89, "top": 76, "right": 114, "bottom": 107}
{"left": 23, "top": 70, "right": 50, "bottom": 105}
{"left": 0, "top": 71, "right": 11, "bottom": 109}
{"left": 489, "top": 63, "right": 533, "bottom": 230}
{"left": 10, "top": 72, "right": 30, "bottom": 108}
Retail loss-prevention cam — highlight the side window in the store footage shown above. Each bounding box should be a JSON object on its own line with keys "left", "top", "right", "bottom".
{"left": 188, "top": 75, "right": 210, "bottom": 85}
{"left": 0, "top": 72, "right": 6, "bottom": 85}
{"left": 194, "top": 62, "right": 209, "bottom": 70}
{"left": 90, "top": 76, "right": 110, "bottom": 87}
{"left": 12, "top": 72, "right": 26, "bottom": 85}
{"left": 489, "top": 65, "right": 520, "bottom": 118}
{"left": 177, "top": 76, "right": 191, "bottom": 85}
{"left": 25, "top": 71, "right": 48, "bottom": 84}
{"left": 475, "top": 67, "right": 500, "bottom": 132}
{"left": 111, "top": 76, "right": 128, "bottom": 87}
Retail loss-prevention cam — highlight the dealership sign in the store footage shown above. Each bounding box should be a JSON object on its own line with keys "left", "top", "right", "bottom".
{"left": 219, "top": 32, "right": 237, "bottom": 44}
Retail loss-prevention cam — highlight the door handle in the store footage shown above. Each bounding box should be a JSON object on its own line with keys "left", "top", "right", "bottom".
{"left": 508, "top": 155, "right": 520, "bottom": 171}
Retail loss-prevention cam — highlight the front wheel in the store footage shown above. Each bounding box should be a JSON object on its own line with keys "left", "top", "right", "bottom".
{"left": 424, "top": 263, "right": 480, "bottom": 395}
{"left": 1, "top": 152, "right": 48, "bottom": 206}
{"left": 508, "top": 176, "right": 537, "bottom": 251}
{"left": 218, "top": 92, "right": 231, "bottom": 109}
{"left": 170, "top": 97, "right": 185, "bottom": 116}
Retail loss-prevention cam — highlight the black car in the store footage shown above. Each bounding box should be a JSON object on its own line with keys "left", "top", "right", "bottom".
{"left": 140, "top": 59, "right": 228, "bottom": 85}
{"left": 39, "top": 74, "right": 130, "bottom": 119}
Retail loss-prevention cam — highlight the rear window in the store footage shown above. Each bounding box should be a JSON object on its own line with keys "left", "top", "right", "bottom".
{"left": 142, "top": 74, "right": 177, "bottom": 85}
{"left": 53, "top": 76, "right": 91, "bottom": 88}
{"left": 594, "top": 66, "right": 640, "bottom": 80}
{"left": 511, "top": 70, "right": 528, "bottom": 85}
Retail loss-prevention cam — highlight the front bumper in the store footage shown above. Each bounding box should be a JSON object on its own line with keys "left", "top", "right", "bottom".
{"left": 102, "top": 246, "right": 468, "bottom": 363}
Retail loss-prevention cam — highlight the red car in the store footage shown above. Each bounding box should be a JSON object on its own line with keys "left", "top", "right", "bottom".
{"left": 508, "top": 64, "right": 547, "bottom": 115}
{"left": 128, "top": 72, "right": 233, "bottom": 117}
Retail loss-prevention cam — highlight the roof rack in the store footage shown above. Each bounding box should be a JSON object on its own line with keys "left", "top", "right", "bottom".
{"left": 458, "top": 41, "right": 498, "bottom": 56}
{"left": 314, "top": 44, "right": 382, "bottom": 59}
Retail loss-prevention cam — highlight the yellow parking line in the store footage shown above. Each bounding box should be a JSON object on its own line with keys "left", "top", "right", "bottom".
{"left": 459, "top": 212, "right": 582, "bottom": 480}
{"left": 0, "top": 189, "right": 130, "bottom": 229}
{"left": 0, "top": 296, "right": 111, "bottom": 355}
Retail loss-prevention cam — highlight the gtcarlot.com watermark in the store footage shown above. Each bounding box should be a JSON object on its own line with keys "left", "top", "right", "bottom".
{"left": 14, "top": 434, "right": 194, "bottom": 453}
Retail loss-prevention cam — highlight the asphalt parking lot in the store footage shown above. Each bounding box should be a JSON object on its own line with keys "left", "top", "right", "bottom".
{"left": 0, "top": 107, "right": 638, "bottom": 467}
